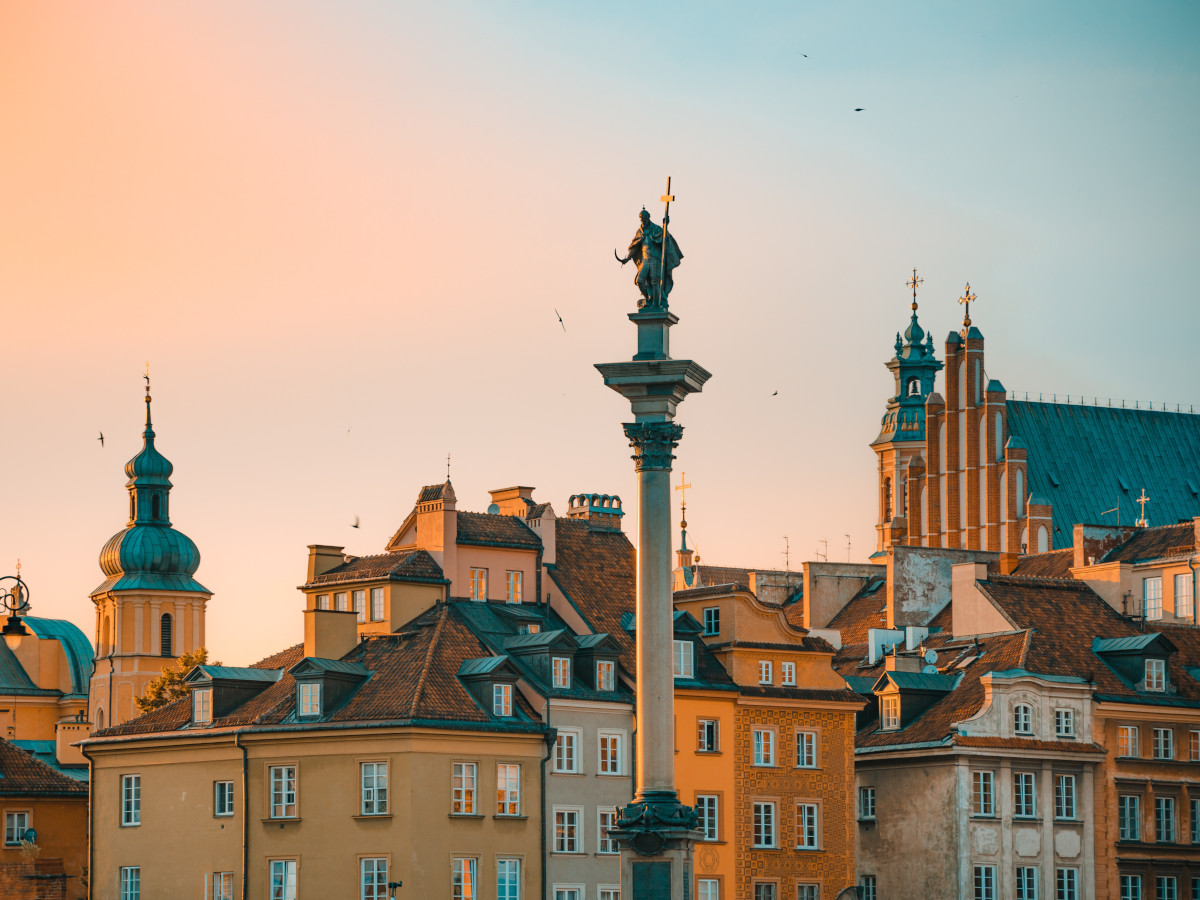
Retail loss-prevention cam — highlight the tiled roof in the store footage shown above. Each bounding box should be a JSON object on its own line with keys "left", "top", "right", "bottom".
{"left": 1102, "top": 522, "right": 1196, "bottom": 563}
{"left": 736, "top": 685, "right": 864, "bottom": 704}
{"left": 527, "top": 503, "right": 552, "bottom": 519}
{"left": 419, "top": 483, "right": 447, "bottom": 502}
{"left": 455, "top": 512, "right": 541, "bottom": 549}
{"left": 674, "top": 583, "right": 751, "bottom": 600}
{"left": 306, "top": 549, "right": 445, "bottom": 587}
{"left": 0, "top": 738, "right": 88, "bottom": 797}
{"left": 695, "top": 565, "right": 753, "bottom": 587}
{"left": 707, "top": 638, "right": 837, "bottom": 654}
{"left": 825, "top": 583, "right": 889, "bottom": 647}
{"left": 954, "top": 735, "right": 1104, "bottom": 754}
{"left": 1005, "top": 400, "right": 1200, "bottom": 540}
{"left": 1010, "top": 549, "right": 1074, "bottom": 578}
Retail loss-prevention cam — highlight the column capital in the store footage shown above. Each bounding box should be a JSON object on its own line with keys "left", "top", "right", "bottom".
{"left": 623, "top": 422, "right": 684, "bottom": 471}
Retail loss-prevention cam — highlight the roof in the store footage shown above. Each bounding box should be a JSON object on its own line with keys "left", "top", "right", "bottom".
{"left": 1009, "top": 549, "right": 1074, "bottom": 578}
{"left": 419, "top": 483, "right": 448, "bottom": 502}
{"left": 877, "top": 670, "right": 960, "bottom": 692}
{"left": 824, "top": 579, "right": 889, "bottom": 646}
{"left": 289, "top": 658, "right": 372, "bottom": 677}
{"left": 23, "top": 618, "right": 94, "bottom": 694}
{"left": 1005, "top": 400, "right": 1200, "bottom": 540}
{"left": 455, "top": 512, "right": 541, "bottom": 550}
{"left": 306, "top": 549, "right": 446, "bottom": 587}
{"left": 1092, "top": 634, "right": 1168, "bottom": 654}
{"left": 458, "top": 656, "right": 510, "bottom": 677}
{"left": 10, "top": 740, "right": 88, "bottom": 781}
{"left": 189, "top": 665, "right": 283, "bottom": 683}
{"left": 1102, "top": 522, "right": 1196, "bottom": 563}
{"left": 0, "top": 641, "right": 44, "bottom": 696}
{"left": 694, "top": 565, "right": 753, "bottom": 587}
{"left": 0, "top": 738, "right": 88, "bottom": 797}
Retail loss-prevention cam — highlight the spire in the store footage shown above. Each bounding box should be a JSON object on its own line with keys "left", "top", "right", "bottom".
{"left": 872, "top": 271, "right": 944, "bottom": 448}
{"left": 124, "top": 368, "right": 173, "bottom": 523}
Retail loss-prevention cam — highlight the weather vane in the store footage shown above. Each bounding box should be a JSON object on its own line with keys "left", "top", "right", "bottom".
{"left": 958, "top": 282, "right": 977, "bottom": 329}
{"left": 906, "top": 269, "right": 923, "bottom": 311}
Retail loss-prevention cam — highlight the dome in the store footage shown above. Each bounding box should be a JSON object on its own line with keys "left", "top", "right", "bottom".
{"left": 94, "top": 524, "right": 208, "bottom": 595}
{"left": 903, "top": 313, "right": 925, "bottom": 345}
{"left": 124, "top": 397, "right": 173, "bottom": 486}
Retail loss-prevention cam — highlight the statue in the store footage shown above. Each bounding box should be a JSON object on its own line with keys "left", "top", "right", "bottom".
{"left": 615, "top": 208, "right": 683, "bottom": 309}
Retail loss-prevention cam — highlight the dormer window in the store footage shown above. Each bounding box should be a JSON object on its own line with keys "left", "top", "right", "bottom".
{"left": 703, "top": 608, "right": 720, "bottom": 636}
{"left": 1146, "top": 658, "right": 1166, "bottom": 692}
{"left": 551, "top": 657, "right": 571, "bottom": 689}
{"left": 673, "top": 640, "right": 694, "bottom": 679}
{"left": 493, "top": 683, "right": 512, "bottom": 717}
{"left": 596, "top": 660, "right": 615, "bottom": 692}
{"left": 518, "top": 624, "right": 541, "bottom": 635}
{"left": 299, "top": 682, "right": 321, "bottom": 717}
{"left": 193, "top": 688, "right": 212, "bottom": 725}
{"left": 881, "top": 695, "right": 900, "bottom": 730}
{"left": 1013, "top": 703, "right": 1033, "bottom": 735}
{"left": 1054, "top": 708, "right": 1075, "bottom": 739}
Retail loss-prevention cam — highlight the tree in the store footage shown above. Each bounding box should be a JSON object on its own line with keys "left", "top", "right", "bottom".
{"left": 135, "top": 647, "right": 220, "bottom": 713}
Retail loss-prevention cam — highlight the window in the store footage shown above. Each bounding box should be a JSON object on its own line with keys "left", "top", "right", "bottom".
{"left": 1176, "top": 572, "right": 1194, "bottom": 618}
{"left": 353, "top": 590, "right": 366, "bottom": 623}
{"left": 120, "top": 866, "right": 141, "bottom": 900}
{"left": 596, "top": 660, "right": 615, "bottom": 691}
{"left": 193, "top": 688, "right": 212, "bottom": 724}
{"left": 1014, "top": 772, "right": 1037, "bottom": 818}
{"left": 798, "top": 886, "right": 819, "bottom": 900}
{"left": 211, "top": 872, "right": 234, "bottom": 900}
{"left": 860, "top": 876, "right": 877, "bottom": 900}
{"left": 1155, "top": 796, "right": 1176, "bottom": 842}
{"left": 1054, "top": 775, "right": 1076, "bottom": 820}
{"left": 494, "top": 763, "right": 520, "bottom": 816}
{"left": 698, "top": 718, "right": 720, "bottom": 752}
{"left": 1014, "top": 703, "right": 1033, "bottom": 735}
{"left": 370, "top": 587, "right": 385, "bottom": 621}
{"left": 752, "top": 728, "right": 775, "bottom": 766}
{"left": 1153, "top": 727, "right": 1174, "bottom": 760}
{"left": 974, "top": 865, "right": 997, "bottom": 900}
{"left": 551, "top": 656, "right": 571, "bottom": 689}
{"left": 1016, "top": 867, "right": 1039, "bottom": 900}
{"left": 269, "top": 860, "right": 297, "bottom": 900}
{"left": 696, "top": 794, "right": 719, "bottom": 840}
{"left": 553, "top": 729, "right": 578, "bottom": 773}
{"left": 1192, "top": 798, "right": 1199, "bottom": 844}
{"left": 598, "top": 809, "right": 618, "bottom": 853}
{"left": 753, "top": 884, "right": 777, "bottom": 900}
{"left": 599, "top": 888, "right": 620, "bottom": 900}
{"left": 795, "top": 731, "right": 817, "bottom": 768}
{"left": 795, "top": 802, "right": 819, "bottom": 849}
{"left": 859, "top": 786, "right": 876, "bottom": 820}
{"left": 121, "top": 774, "right": 141, "bottom": 826}
{"left": 270, "top": 765, "right": 297, "bottom": 818}
{"left": 598, "top": 732, "right": 623, "bottom": 775}
{"left": 1120, "top": 875, "right": 1142, "bottom": 900}
{"left": 1119, "top": 725, "right": 1140, "bottom": 757}
{"left": 703, "top": 607, "right": 720, "bottom": 636}
{"left": 519, "top": 623, "right": 541, "bottom": 635}
{"left": 160, "top": 613, "right": 173, "bottom": 657}
{"left": 451, "top": 858, "right": 477, "bottom": 900}
{"left": 1146, "top": 658, "right": 1167, "bottom": 691}
{"left": 674, "top": 640, "right": 694, "bottom": 678}
{"left": 452, "top": 762, "right": 476, "bottom": 814}
{"left": 972, "top": 771, "right": 995, "bottom": 816}
{"left": 497, "top": 859, "right": 521, "bottom": 900}
{"left": 699, "top": 880, "right": 720, "bottom": 900}
{"left": 1056, "top": 868, "right": 1078, "bottom": 900}
{"left": 1144, "top": 576, "right": 1163, "bottom": 619}
{"left": 361, "top": 762, "right": 388, "bottom": 815}
{"left": 361, "top": 858, "right": 387, "bottom": 900}
{"left": 554, "top": 807, "right": 581, "bottom": 852}
{"left": 881, "top": 695, "right": 900, "bottom": 730}
{"left": 298, "top": 682, "right": 321, "bottom": 717}
{"left": 752, "top": 801, "right": 776, "bottom": 848}
{"left": 469, "top": 568, "right": 487, "bottom": 601}
{"left": 1155, "top": 877, "right": 1177, "bottom": 900}
{"left": 493, "top": 683, "right": 513, "bottom": 717}
{"left": 504, "top": 570, "right": 523, "bottom": 603}
{"left": 758, "top": 660, "right": 773, "bottom": 684}
{"left": 781, "top": 662, "right": 796, "bottom": 686}
{"left": 316, "top": 593, "right": 329, "bottom": 610}
{"left": 1191, "top": 730, "right": 1200, "bottom": 761}
{"left": 1054, "top": 708, "right": 1075, "bottom": 738}
{"left": 4, "top": 811, "right": 29, "bottom": 845}
{"left": 555, "top": 890, "right": 582, "bottom": 900}
{"left": 1119, "top": 795, "right": 1140, "bottom": 840}
{"left": 214, "top": 780, "right": 234, "bottom": 817}
{"left": 335, "top": 592, "right": 348, "bottom": 612}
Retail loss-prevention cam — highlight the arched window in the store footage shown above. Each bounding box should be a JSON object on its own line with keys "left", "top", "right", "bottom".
{"left": 1013, "top": 703, "right": 1033, "bottom": 735}
{"left": 958, "top": 361, "right": 966, "bottom": 410}
{"left": 152, "top": 495, "right": 161, "bottom": 520}
{"left": 883, "top": 479, "right": 892, "bottom": 524}
{"left": 1020, "top": 526, "right": 1029, "bottom": 554}
{"left": 1037, "top": 526, "right": 1049, "bottom": 553}
{"left": 161, "top": 613, "right": 173, "bottom": 657}
{"left": 101, "top": 615, "right": 112, "bottom": 655}
{"left": 1015, "top": 470, "right": 1025, "bottom": 517}
{"left": 96, "top": 708, "right": 105, "bottom": 730}
{"left": 907, "top": 377, "right": 920, "bottom": 396}
{"left": 995, "top": 412, "right": 1004, "bottom": 461}
{"left": 129, "top": 496, "right": 136, "bottom": 521}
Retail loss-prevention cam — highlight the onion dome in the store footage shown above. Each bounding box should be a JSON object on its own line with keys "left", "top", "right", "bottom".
{"left": 92, "top": 383, "right": 209, "bottom": 596}
{"left": 872, "top": 279, "right": 944, "bottom": 447}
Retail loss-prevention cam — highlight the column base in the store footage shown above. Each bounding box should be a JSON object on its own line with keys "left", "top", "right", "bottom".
{"left": 610, "top": 796, "right": 701, "bottom": 899}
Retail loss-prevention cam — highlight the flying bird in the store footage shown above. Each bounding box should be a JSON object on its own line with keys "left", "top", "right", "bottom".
{"left": 351, "top": 516, "right": 360, "bottom": 529}
{"left": 98, "top": 431, "right": 104, "bottom": 447}
{"left": 854, "top": 108, "right": 865, "bottom": 112}
{"left": 555, "top": 309, "right": 566, "bottom": 331}
{"left": 771, "top": 391, "right": 778, "bottom": 396}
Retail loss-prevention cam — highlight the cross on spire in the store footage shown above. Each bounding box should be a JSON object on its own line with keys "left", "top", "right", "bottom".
{"left": 958, "top": 282, "right": 977, "bottom": 328}
{"left": 1136, "top": 488, "right": 1150, "bottom": 527}
{"left": 906, "top": 269, "right": 924, "bottom": 311}
{"left": 676, "top": 470, "right": 691, "bottom": 528}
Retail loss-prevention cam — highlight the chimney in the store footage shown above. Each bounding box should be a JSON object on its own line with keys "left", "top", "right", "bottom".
{"left": 303, "top": 609, "right": 359, "bottom": 660}
{"left": 307, "top": 545, "right": 345, "bottom": 583}
{"left": 884, "top": 649, "right": 922, "bottom": 673}
{"left": 526, "top": 502, "right": 556, "bottom": 566}
{"left": 489, "top": 486, "right": 536, "bottom": 516}
{"left": 566, "top": 493, "right": 625, "bottom": 531}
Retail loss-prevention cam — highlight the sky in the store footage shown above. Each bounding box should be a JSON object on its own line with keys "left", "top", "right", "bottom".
{"left": 2, "top": 2, "right": 1198, "bottom": 665}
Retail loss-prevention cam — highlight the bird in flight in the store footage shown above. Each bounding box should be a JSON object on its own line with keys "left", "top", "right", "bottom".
{"left": 854, "top": 107, "right": 865, "bottom": 112}
{"left": 98, "top": 431, "right": 105, "bottom": 447}
{"left": 555, "top": 309, "right": 566, "bottom": 331}
{"left": 771, "top": 391, "right": 778, "bottom": 396}
{"left": 351, "top": 516, "right": 360, "bottom": 529}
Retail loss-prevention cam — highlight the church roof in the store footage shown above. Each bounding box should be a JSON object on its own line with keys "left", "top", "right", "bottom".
{"left": 1006, "top": 400, "right": 1200, "bottom": 538}
{"left": 24, "top": 618, "right": 93, "bottom": 695}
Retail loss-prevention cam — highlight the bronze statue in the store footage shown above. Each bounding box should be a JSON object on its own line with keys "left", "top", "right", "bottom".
{"left": 615, "top": 208, "right": 683, "bottom": 309}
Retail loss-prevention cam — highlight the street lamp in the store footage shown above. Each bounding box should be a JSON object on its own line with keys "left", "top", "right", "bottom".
{"left": 0, "top": 570, "right": 31, "bottom": 651}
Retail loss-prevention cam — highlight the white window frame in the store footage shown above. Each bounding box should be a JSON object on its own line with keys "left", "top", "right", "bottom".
{"left": 1054, "top": 774, "right": 1076, "bottom": 820}
{"left": 1118, "top": 794, "right": 1140, "bottom": 841}
{"left": 469, "top": 568, "right": 487, "bottom": 601}
{"left": 553, "top": 728, "right": 580, "bottom": 773}
{"left": 505, "top": 570, "right": 523, "bottom": 603}
{"left": 214, "top": 780, "right": 234, "bottom": 817}
{"left": 1118, "top": 724, "right": 1139, "bottom": 757}
{"left": 315, "top": 593, "right": 329, "bottom": 610}
{"left": 554, "top": 887, "right": 583, "bottom": 900}
{"left": 698, "top": 878, "right": 721, "bottom": 900}
{"left": 554, "top": 806, "right": 583, "bottom": 853}
{"left": 1143, "top": 576, "right": 1163, "bottom": 619}
{"left": 795, "top": 802, "right": 819, "bottom": 850}
{"left": 599, "top": 888, "right": 621, "bottom": 900}
{"left": 298, "top": 682, "right": 321, "bottom": 717}
{"left": 752, "top": 800, "right": 776, "bottom": 848}
{"left": 335, "top": 591, "right": 348, "bottom": 612}
{"left": 361, "top": 761, "right": 388, "bottom": 816}
{"left": 1155, "top": 795, "right": 1175, "bottom": 842}
{"left": 1013, "top": 702, "right": 1033, "bottom": 735}
{"left": 551, "top": 656, "right": 571, "bottom": 689}
{"left": 881, "top": 694, "right": 900, "bottom": 730}
{"left": 193, "top": 687, "right": 212, "bottom": 724}
{"left": 496, "top": 763, "right": 520, "bottom": 816}
{"left": 752, "top": 728, "right": 775, "bottom": 767}
{"left": 361, "top": 857, "right": 387, "bottom": 900}
{"left": 353, "top": 589, "right": 366, "bottom": 623}
{"left": 697, "top": 718, "right": 720, "bottom": 752}
{"left": 859, "top": 786, "right": 876, "bottom": 820}
{"left": 673, "top": 639, "right": 694, "bottom": 678}
{"left": 758, "top": 660, "right": 773, "bottom": 685}
{"left": 596, "top": 659, "right": 616, "bottom": 692}
{"left": 120, "top": 866, "right": 141, "bottom": 900}
{"left": 121, "top": 774, "right": 141, "bottom": 826}
{"left": 451, "top": 761, "right": 477, "bottom": 814}
{"left": 3, "top": 811, "right": 29, "bottom": 846}
{"left": 796, "top": 731, "right": 817, "bottom": 768}
{"left": 451, "top": 858, "right": 477, "bottom": 900}
{"left": 497, "top": 858, "right": 521, "bottom": 900}
{"left": 493, "top": 683, "right": 513, "bottom": 717}
{"left": 1145, "top": 658, "right": 1166, "bottom": 692}
{"left": 1192, "top": 729, "right": 1200, "bottom": 761}
{"left": 696, "top": 794, "right": 719, "bottom": 841}
{"left": 211, "top": 871, "right": 235, "bottom": 900}
{"left": 370, "top": 587, "right": 385, "bottom": 621}
{"left": 269, "top": 765, "right": 297, "bottom": 819}
{"left": 1054, "top": 708, "right": 1075, "bottom": 739}
{"left": 781, "top": 661, "right": 796, "bottom": 686}
{"left": 269, "top": 859, "right": 297, "bottom": 900}
{"left": 1175, "top": 572, "right": 1194, "bottom": 617}
{"left": 1014, "top": 771, "right": 1037, "bottom": 818}
{"left": 598, "top": 730, "right": 624, "bottom": 775}
{"left": 1153, "top": 727, "right": 1174, "bottom": 760}
{"left": 598, "top": 808, "right": 618, "bottom": 853}
{"left": 972, "top": 770, "right": 995, "bottom": 817}
{"left": 797, "top": 886, "right": 819, "bottom": 900}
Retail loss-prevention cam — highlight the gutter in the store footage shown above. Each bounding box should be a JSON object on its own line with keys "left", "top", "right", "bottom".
{"left": 540, "top": 706, "right": 555, "bottom": 900}
{"left": 235, "top": 731, "right": 249, "bottom": 900}
{"left": 80, "top": 742, "right": 94, "bottom": 900}
{"left": 1189, "top": 557, "right": 1199, "bottom": 627}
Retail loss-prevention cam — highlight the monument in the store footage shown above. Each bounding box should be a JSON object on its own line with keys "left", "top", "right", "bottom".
{"left": 599, "top": 179, "right": 711, "bottom": 900}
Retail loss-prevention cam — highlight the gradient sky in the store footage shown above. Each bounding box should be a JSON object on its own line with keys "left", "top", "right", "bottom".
{"left": 2, "top": 2, "right": 1198, "bottom": 665}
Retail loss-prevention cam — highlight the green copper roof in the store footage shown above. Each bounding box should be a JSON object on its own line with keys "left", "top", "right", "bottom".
{"left": 24, "top": 618, "right": 94, "bottom": 694}
{"left": 1006, "top": 401, "right": 1200, "bottom": 538}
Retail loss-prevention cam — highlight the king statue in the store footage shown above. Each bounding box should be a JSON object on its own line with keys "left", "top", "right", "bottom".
{"left": 615, "top": 208, "right": 683, "bottom": 309}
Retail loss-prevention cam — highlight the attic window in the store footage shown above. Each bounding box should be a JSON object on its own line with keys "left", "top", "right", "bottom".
{"left": 193, "top": 688, "right": 212, "bottom": 725}
{"left": 518, "top": 624, "right": 540, "bottom": 635}
{"left": 492, "top": 683, "right": 513, "bottom": 717}
{"left": 596, "top": 660, "right": 615, "bottom": 692}
{"left": 881, "top": 695, "right": 900, "bottom": 730}
{"left": 673, "top": 641, "right": 694, "bottom": 679}
{"left": 1145, "top": 659, "right": 1166, "bottom": 692}
{"left": 298, "top": 682, "right": 321, "bottom": 717}
{"left": 552, "top": 657, "right": 571, "bottom": 689}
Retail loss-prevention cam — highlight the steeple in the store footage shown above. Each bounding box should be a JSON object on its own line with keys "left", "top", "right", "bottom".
{"left": 125, "top": 366, "right": 173, "bottom": 526}
{"left": 872, "top": 271, "right": 944, "bottom": 447}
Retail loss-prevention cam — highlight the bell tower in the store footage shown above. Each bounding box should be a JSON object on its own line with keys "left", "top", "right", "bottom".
{"left": 872, "top": 271, "right": 943, "bottom": 553}
{"left": 89, "top": 375, "right": 211, "bottom": 729}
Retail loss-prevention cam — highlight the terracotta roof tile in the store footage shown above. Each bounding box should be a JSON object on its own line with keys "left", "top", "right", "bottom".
{"left": 306, "top": 549, "right": 445, "bottom": 587}
{"left": 953, "top": 735, "right": 1104, "bottom": 754}
{"left": 695, "top": 565, "right": 753, "bottom": 587}
{"left": 826, "top": 585, "right": 889, "bottom": 647}
{"left": 456, "top": 512, "right": 541, "bottom": 549}
{"left": 1103, "top": 522, "right": 1196, "bottom": 563}
{"left": 0, "top": 738, "right": 88, "bottom": 797}
{"left": 1010, "top": 548, "right": 1074, "bottom": 578}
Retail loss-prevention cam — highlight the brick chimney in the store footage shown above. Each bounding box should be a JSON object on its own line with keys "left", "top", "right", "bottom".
{"left": 566, "top": 493, "right": 625, "bottom": 531}
{"left": 307, "top": 545, "right": 345, "bottom": 583}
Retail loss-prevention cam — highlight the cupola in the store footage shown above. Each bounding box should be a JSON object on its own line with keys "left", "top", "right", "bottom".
{"left": 872, "top": 273, "right": 944, "bottom": 447}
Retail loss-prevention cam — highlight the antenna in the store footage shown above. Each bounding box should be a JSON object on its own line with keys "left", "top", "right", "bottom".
{"left": 782, "top": 536, "right": 790, "bottom": 572}
{"left": 446, "top": 453, "right": 451, "bottom": 481}
{"left": 1101, "top": 502, "right": 1121, "bottom": 527}
{"left": 816, "top": 537, "right": 828, "bottom": 563}
{"left": 845, "top": 534, "right": 852, "bottom": 563}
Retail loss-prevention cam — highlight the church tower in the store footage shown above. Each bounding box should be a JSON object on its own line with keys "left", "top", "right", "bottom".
{"left": 872, "top": 273, "right": 943, "bottom": 553}
{"left": 89, "top": 379, "right": 211, "bottom": 729}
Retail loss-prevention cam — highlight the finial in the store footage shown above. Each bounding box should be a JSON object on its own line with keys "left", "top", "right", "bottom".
{"left": 1135, "top": 488, "right": 1150, "bottom": 527}
{"left": 14, "top": 559, "right": 20, "bottom": 577}
{"left": 676, "top": 471, "right": 692, "bottom": 546}
{"left": 906, "top": 268, "right": 924, "bottom": 311}
{"left": 958, "top": 282, "right": 977, "bottom": 329}
{"left": 143, "top": 362, "right": 153, "bottom": 430}
{"left": 446, "top": 452, "right": 451, "bottom": 482}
